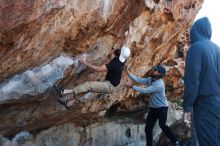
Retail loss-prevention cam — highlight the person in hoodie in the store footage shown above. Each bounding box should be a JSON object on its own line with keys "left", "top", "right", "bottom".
{"left": 183, "top": 17, "right": 220, "bottom": 146}
{"left": 124, "top": 65, "right": 179, "bottom": 146}
{"left": 54, "top": 47, "right": 130, "bottom": 108}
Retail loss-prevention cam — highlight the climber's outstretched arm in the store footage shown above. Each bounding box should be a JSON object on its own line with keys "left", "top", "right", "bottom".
{"left": 79, "top": 57, "right": 107, "bottom": 72}
{"left": 124, "top": 26, "right": 132, "bottom": 47}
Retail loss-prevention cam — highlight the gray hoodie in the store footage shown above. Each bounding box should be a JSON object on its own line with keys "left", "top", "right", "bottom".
{"left": 128, "top": 73, "right": 168, "bottom": 108}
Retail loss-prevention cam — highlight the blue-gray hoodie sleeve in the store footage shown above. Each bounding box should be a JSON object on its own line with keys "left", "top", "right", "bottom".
{"left": 132, "top": 84, "right": 161, "bottom": 94}
{"left": 128, "top": 73, "right": 151, "bottom": 85}
{"left": 183, "top": 45, "right": 202, "bottom": 112}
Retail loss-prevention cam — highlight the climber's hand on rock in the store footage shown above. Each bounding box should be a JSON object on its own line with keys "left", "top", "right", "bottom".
{"left": 79, "top": 56, "right": 87, "bottom": 64}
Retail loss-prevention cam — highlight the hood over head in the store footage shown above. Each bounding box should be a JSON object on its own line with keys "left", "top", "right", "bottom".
{"left": 190, "top": 17, "right": 212, "bottom": 44}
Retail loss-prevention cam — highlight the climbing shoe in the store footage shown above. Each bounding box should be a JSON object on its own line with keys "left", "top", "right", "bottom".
{"left": 57, "top": 99, "right": 70, "bottom": 110}
{"left": 53, "top": 85, "right": 64, "bottom": 97}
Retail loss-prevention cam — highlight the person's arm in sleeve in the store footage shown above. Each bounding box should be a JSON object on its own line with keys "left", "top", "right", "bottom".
{"left": 132, "top": 82, "right": 160, "bottom": 94}
{"left": 128, "top": 73, "right": 151, "bottom": 85}
{"left": 183, "top": 45, "right": 202, "bottom": 112}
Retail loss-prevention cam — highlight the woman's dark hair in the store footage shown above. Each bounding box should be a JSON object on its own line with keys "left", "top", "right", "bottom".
{"left": 114, "top": 49, "right": 121, "bottom": 58}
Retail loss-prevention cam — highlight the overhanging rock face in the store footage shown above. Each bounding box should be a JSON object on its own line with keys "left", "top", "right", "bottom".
{"left": 0, "top": 0, "right": 203, "bottom": 142}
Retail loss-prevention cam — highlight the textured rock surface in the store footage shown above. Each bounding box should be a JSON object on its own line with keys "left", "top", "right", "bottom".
{"left": 0, "top": 103, "right": 184, "bottom": 146}
{"left": 0, "top": 0, "right": 203, "bottom": 144}
{"left": 0, "top": 123, "right": 145, "bottom": 146}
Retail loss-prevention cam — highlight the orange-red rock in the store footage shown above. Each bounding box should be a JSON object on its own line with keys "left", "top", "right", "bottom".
{"left": 0, "top": 0, "right": 203, "bottom": 136}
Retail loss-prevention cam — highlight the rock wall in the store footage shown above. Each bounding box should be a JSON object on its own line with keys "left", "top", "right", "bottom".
{"left": 0, "top": 0, "right": 203, "bottom": 144}
{"left": 0, "top": 123, "right": 146, "bottom": 146}
{"left": 0, "top": 103, "right": 183, "bottom": 146}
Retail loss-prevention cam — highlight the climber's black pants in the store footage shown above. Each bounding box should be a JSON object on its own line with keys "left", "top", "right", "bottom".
{"left": 145, "top": 107, "right": 177, "bottom": 146}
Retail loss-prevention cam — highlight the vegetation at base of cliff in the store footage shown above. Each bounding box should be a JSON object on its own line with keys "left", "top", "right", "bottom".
{"left": 170, "top": 96, "right": 183, "bottom": 107}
